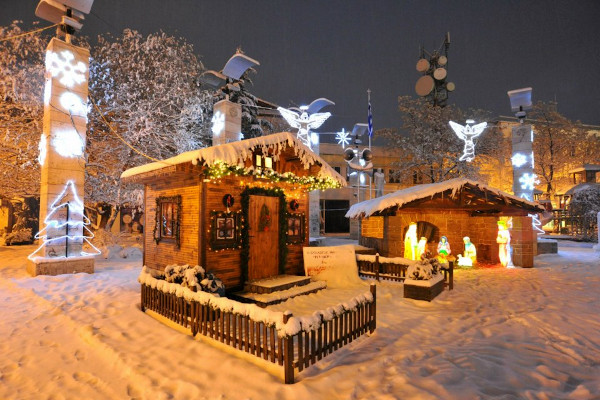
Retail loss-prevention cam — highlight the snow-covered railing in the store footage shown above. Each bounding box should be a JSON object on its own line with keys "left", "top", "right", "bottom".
{"left": 138, "top": 268, "right": 376, "bottom": 384}
{"left": 356, "top": 254, "right": 454, "bottom": 290}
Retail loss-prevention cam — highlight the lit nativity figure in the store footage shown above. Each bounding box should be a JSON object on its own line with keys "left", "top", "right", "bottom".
{"left": 437, "top": 236, "right": 451, "bottom": 263}
{"left": 404, "top": 222, "right": 419, "bottom": 260}
{"left": 457, "top": 236, "right": 477, "bottom": 267}
{"left": 417, "top": 237, "right": 427, "bottom": 260}
{"left": 449, "top": 120, "right": 487, "bottom": 162}
{"left": 496, "top": 221, "right": 512, "bottom": 267}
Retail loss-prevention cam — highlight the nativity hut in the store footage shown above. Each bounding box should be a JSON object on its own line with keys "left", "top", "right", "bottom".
{"left": 121, "top": 132, "right": 345, "bottom": 290}
{"left": 346, "top": 178, "right": 544, "bottom": 267}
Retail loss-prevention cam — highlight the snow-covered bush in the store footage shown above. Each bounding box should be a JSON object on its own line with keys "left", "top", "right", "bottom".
{"left": 164, "top": 264, "right": 225, "bottom": 296}
{"left": 406, "top": 258, "right": 444, "bottom": 281}
{"left": 5, "top": 228, "right": 32, "bottom": 245}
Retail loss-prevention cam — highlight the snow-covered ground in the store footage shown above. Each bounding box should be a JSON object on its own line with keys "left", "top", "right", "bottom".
{"left": 0, "top": 242, "right": 599, "bottom": 399}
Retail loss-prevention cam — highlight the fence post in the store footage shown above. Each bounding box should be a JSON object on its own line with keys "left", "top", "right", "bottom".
{"left": 190, "top": 301, "right": 198, "bottom": 336}
{"left": 369, "top": 284, "right": 376, "bottom": 333}
{"left": 448, "top": 260, "right": 454, "bottom": 290}
{"left": 375, "top": 253, "right": 380, "bottom": 282}
{"left": 140, "top": 284, "right": 145, "bottom": 312}
{"left": 283, "top": 311, "right": 294, "bottom": 384}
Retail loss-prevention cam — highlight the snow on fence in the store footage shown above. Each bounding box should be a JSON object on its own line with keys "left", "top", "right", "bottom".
{"left": 356, "top": 254, "right": 454, "bottom": 290}
{"left": 139, "top": 270, "right": 376, "bottom": 384}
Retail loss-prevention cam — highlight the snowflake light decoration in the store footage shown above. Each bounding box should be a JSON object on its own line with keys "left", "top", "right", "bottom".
{"left": 519, "top": 173, "right": 539, "bottom": 191}
{"left": 59, "top": 92, "right": 87, "bottom": 117}
{"left": 211, "top": 111, "right": 225, "bottom": 136}
{"left": 51, "top": 128, "right": 84, "bottom": 158}
{"left": 511, "top": 153, "right": 527, "bottom": 168}
{"left": 336, "top": 128, "right": 351, "bottom": 148}
{"left": 46, "top": 50, "right": 87, "bottom": 88}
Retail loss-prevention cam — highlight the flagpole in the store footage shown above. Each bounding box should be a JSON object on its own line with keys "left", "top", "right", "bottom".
{"left": 367, "top": 89, "right": 372, "bottom": 199}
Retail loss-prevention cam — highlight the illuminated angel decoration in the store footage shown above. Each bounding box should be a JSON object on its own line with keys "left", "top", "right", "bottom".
{"left": 449, "top": 120, "right": 487, "bottom": 162}
{"left": 277, "top": 106, "right": 331, "bottom": 149}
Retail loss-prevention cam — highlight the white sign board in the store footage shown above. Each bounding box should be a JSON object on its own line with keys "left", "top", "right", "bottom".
{"left": 303, "top": 245, "right": 363, "bottom": 288}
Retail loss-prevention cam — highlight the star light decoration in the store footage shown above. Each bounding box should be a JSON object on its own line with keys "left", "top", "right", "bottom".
{"left": 46, "top": 50, "right": 87, "bottom": 88}
{"left": 336, "top": 128, "right": 351, "bottom": 148}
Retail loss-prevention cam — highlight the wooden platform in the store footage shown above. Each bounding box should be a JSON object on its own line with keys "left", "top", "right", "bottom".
{"left": 232, "top": 274, "right": 325, "bottom": 307}
{"left": 243, "top": 274, "right": 312, "bottom": 294}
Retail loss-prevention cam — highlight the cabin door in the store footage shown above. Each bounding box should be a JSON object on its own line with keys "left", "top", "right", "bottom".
{"left": 248, "top": 195, "right": 279, "bottom": 280}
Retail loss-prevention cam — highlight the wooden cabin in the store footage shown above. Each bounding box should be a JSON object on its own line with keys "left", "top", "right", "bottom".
{"left": 346, "top": 179, "right": 545, "bottom": 268}
{"left": 121, "top": 132, "right": 345, "bottom": 290}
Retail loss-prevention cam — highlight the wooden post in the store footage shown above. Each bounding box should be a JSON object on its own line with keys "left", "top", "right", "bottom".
{"left": 448, "top": 260, "right": 454, "bottom": 290}
{"left": 369, "top": 283, "right": 376, "bottom": 333}
{"left": 283, "top": 312, "right": 294, "bottom": 384}
{"left": 375, "top": 253, "right": 380, "bottom": 281}
{"left": 140, "top": 285, "right": 145, "bottom": 312}
{"left": 191, "top": 302, "right": 198, "bottom": 336}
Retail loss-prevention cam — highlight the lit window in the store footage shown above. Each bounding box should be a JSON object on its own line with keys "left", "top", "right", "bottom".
{"left": 154, "top": 196, "right": 181, "bottom": 247}
{"left": 254, "top": 154, "right": 273, "bottom": 170}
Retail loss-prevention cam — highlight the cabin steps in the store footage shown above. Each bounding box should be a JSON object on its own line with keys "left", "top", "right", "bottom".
{"left": 231, "top": 275, "right": 326, "bottom": 307}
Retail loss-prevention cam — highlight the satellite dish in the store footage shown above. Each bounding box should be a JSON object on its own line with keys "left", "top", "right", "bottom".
{"left": 415, "top": 75, "right": 434, "bottom": 96}
{"left": 446, "top": 82, "right": 456, "bottom": 92}
{"left": 437, "top": 55, "right": 447, "bottom": 66}
{"left": 306, "top": 98, "right": 335, "bottom": 114}
{"left": 416, "top": 58, "right": 430, "bottom": 72}
{"left": 200, "top": 70, "right": 226, "bottom": 89}
{"left": 352, "top": 123, "right": 368, "bottom": 138}
{"left": 35, "top": 0, "right": 94, "bottom": 30}
{"left": 222, "top": 52, "right": 260, "bottom": 80}
{"left": 433, "top": 68, "right": 447, "bottom": 81}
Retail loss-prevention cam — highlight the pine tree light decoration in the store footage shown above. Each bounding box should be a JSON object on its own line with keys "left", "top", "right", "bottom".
{"left": 29, "top": 181, "right": 100, "bottom": 260}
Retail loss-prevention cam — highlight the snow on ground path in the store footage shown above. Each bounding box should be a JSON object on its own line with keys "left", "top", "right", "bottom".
{"left": 0, "top": 243, "right": 599, "bottom": 399}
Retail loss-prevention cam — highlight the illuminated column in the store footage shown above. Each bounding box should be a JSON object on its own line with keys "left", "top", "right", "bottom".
{"left": 212, "top": 99, "right": 242, "bottom": 145}
{"left": 511, "top": 124, "right": 536, "bottom": 201}
{"left": 28, "top": 38, "right": 94, "bottom": 275}
{"left": 309, "top": 139, "right": 321, "bottom": 239}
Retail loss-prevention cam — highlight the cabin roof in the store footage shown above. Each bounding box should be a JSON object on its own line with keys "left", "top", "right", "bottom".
{"left": 345, "top": 178, "right": 544, "bottom": 219}
{"left": 121, "top": 132, "right": 346, "bottom": 186}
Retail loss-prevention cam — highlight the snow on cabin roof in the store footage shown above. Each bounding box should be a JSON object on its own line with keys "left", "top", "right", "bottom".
{"left": 121, "top": 132, "right": 346, "bottom": 186}
{"left": 345, "top": 178, "right": 543, "bottom": 219}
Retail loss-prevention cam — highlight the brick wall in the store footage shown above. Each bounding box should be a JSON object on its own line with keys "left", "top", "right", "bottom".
{"left": 359, "top": 210, "right": 535, "bottom": 267}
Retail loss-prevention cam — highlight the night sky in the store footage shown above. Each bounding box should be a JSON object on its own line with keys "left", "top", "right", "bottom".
{"left": 4, "top": 0, "right": 600, "bottom": 134}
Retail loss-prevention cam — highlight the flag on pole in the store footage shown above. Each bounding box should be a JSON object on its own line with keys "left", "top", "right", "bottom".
{"left": 367, "top": 97, "right": 373, "bottom": 137}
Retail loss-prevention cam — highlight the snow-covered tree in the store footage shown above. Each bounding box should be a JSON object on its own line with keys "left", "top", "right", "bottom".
{"left": 0, "top": 21, "right": 50, "bottom": 199}
{"left": 383, "top": 96, "right": 503, "bottom": 185}
{"left": 87, "top": 29, "right": 213, "bottom": 226}
{"left": 213, "top": 68, "right": 273, "bottom": 138}
{"left": 529, "top": 102, "right": 590, "bottom": 196}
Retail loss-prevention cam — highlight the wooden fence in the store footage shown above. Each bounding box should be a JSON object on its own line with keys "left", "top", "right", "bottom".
{"left": 140, "top": 283, "right": 376, "bottom": 384}
{"left": 357, "top": 255, "right": 454, "bottom": 290}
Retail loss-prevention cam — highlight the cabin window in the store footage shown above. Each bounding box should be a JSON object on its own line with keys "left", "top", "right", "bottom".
{"left": 286, "top": 213, "right": 305, "bottom": 244}
{"left": 210, "top": 211, "right": 242, "bottom": 250}
{"left": 154, "top": 195, "right": 181, "bottom": 248}
{"left": 254, "top": 154, "right": 273, "bottom": 170}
